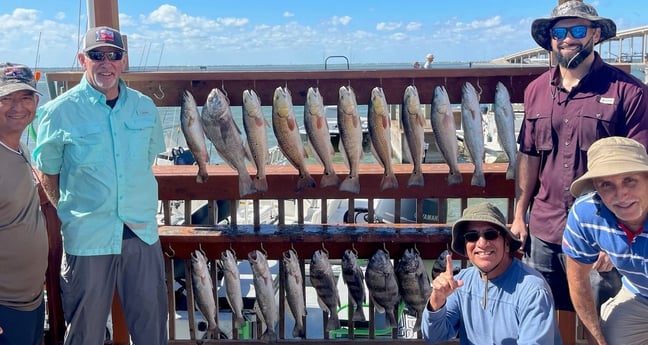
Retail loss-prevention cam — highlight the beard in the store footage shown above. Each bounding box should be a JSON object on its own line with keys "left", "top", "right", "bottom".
{"left": 553, "top": 37, "right": 594, "bottom": 69}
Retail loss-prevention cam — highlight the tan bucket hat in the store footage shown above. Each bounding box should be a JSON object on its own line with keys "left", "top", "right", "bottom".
{"left": 531, "top": 0, "right": 616, "bottom": 51}
{"left": 570, "top": 137, "right": 648, "bottom": 197}
{"left": 451, "top": 202, "right": 521, "bottom": 257}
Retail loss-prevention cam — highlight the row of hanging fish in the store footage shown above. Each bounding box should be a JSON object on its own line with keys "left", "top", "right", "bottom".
{"left": 189, "top": 246, "right": 437, "bottom": 342}
{"left": 180, "top": 81, "right": 517, "bottom": 196}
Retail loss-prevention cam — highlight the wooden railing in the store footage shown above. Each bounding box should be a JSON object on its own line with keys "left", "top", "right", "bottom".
{"left": 43, "top": 162, "right": 515, "bottom": 345}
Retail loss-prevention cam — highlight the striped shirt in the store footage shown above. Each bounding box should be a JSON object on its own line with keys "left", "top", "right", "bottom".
{"left": 562, "top": 193, "right": 648, "bottom": 298}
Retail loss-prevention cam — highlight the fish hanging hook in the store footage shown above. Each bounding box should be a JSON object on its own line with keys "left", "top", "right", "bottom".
{"left": 198, "top": 243, "right": 206, "bottom": 257}
{"left": 291, "top": 242, "right": 296, "bottom": 253}
{"left": 413, "top": 243, "right": 420, "bottom": 255}
{"left": 260, "top": 242, "right": 268, "bottom": 256}
{"left": 229, "top": 242, "right": 236, "bottom": 257}
{"left": 382, "top": 242, "right": 390, "bottom": 256}
{"left": 321, "top": 242, "right": 329, "bottom": 256}
{"left": 351, "top": 242, "right": 358, "bottom": 256}
{"left": 221, "top": 81, "right": 228, "bottom": 98}
{"left": 164, "top": 244, "right": 175, "bottom": 258}
{"left": 475, "top": 78, "right": 484, "bottom": 99}
{"left": 153, "top": 83, "right": 165, "bottom": 100}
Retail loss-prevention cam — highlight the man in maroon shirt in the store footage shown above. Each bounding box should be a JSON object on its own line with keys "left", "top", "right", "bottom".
{"left": 512, "top": 0, "right": 648, "bottom": 341}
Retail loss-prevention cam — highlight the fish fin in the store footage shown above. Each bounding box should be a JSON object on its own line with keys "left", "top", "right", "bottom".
{"left": 505, "top": 163, "right": 515, "bottom": 180}
{"left": 239, "top": 175, "right": 257, "bottom": 197}
{"left": 234, "top": 316, "right": 246, "bottom": 329}
{"left": 353, "top": 305, "right": 366, "bottom": 322}
{"left": 385, "top": 309, "right": 397, "bottom": 329}
{"left": 296, "top": 172, "right": 317, "bottom": 191}
{"left": 254, "top": 175, "right": 268, "bottom": 192}
{"left": 292, "top": 323, "right": 306, "bottom": 338}
{"left": 471, "top": 171, "right": 486, "bottom": 187}
{"left": 380, "top": 173, "right": 399, "bottom": 191}
{"left": 407, "top": 171, "right": 425, "bottom": 187}
{"left": 196, "top": 165, "right": 209, "bottom": 184}
{"left": 339, "top": 175, "right": 361, "bottom": 194}
{"left": 326, "top": 313, "right": 341, "bottom": 331}
{"left": 320, "top": 170, "right": 340, "bottom": 188}
{"left": 260, "top": 329, "right": 277, "bottom": 344}
{"left": 447, "top": 172, "right": 462, "bottom": 185}
{"left": 287, "top": 117, "right": 297, "bottom": 131}
{"left": 413, "top": 314, "right": 422, "bottom": 333}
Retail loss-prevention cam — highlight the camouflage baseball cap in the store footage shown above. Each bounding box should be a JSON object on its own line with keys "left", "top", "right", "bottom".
{"left": 531, "top": 0, "right": 616, "bottom": 51}
{"left": 0, "top": 62, "right": 40, "bottom": 98}
{"left": 83, "top": 26, "right": 125, "bottom": 52}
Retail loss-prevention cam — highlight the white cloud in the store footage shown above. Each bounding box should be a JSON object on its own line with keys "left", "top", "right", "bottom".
{"left": 330, "top": 16, "right": 351, "bottom": 26}
{"left": 376, "top": 22, "right": 402, "bottom": 31}
{"left": 283, "top": 11, "right": 294, "bottom": 18}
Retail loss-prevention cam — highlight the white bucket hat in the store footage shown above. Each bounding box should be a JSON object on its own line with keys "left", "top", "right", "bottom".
{"left": 570, "top": 137, "right": 648, "bottom": 196}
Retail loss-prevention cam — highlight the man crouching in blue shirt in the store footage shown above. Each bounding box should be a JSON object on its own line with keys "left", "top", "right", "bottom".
{"left": 564, "top": 136, "right": 648, "bottom": 345}
{"left": 422, "top": 202, "right": 562, "bottom": 344}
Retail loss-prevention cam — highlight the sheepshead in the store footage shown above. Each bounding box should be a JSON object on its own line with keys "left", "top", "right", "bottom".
{"left": 180, "top": 90, "right": 209, "bottom": 183}
{"left": 309, "top": 249, "right": 341, "bottom": 331}
{"left": 201, "top": 88, "right": 256, "bottom": 197}
{"left": 282, "top": 249, "right": 306, "bottom": 338}
{"left": 248, "top": 249, "right": 278, "bottom": 343}
{"left": 461, "top": 82, "right": 486, "bottom": 187}
{"left": 272, "top": 86, "right": 317, "bottom": 191}
{"left": 220, "top": 249, "right": 245, "bottom": 329}
{"left": 367, "top": 86, "right": 398, "bottom": 191}
{"left": 303, "top": 87, "right": 339, "bottom": 188}
{"left": 430, "top": 86, "right": 462, "bottom": 185}
{"left": 494, "top": 82, "right": 518, "bottom": 180}
{"left": 395, "top": 248, "right": 431, "bottom": 333}
{"left": 341, "top": 249, "right": 366, "bottom": 322}
{"left": 337, "top": 86, "right": 363, "bottom": 194}
{"left": 431, "top": 249, "right": 461, "bottom": 279}
{"left": 401, "top": 85, "right": 426, "bottom": 187}
{"left": 190, "top": 250, "right": 220, "bottom": 339}
{"left": 365, "top": 249, "right": 400, "bottom": 328}
{"left": 242, "top": 89, "right": 270, "bottom": 192}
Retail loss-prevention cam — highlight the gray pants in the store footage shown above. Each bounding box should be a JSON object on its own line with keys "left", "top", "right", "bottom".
{"left": 60, "top": 234, "right": 168, "bottom": 345}
{"left": 601, "top": 285, "right": 648, "bottom": 345}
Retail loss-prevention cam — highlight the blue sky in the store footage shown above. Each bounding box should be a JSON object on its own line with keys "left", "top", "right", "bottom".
{"left": 0, "top": 1, "right": 646, "bottom": 68}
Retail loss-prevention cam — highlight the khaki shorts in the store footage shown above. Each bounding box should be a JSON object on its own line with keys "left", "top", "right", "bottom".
{"left": 600, "top": 285, "right": 648, "bottom": 345}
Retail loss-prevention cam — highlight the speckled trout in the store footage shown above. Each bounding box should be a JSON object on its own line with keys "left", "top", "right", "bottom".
{"left": 461, "top": 82, "right": 485, "bottom": 187}
{"left": 242, "top": 89, "right": 270, "bottom": 192}
{"left": 180, "top": 90, "right": 209, "bottom": 183}
{"left": 494, "top": 82, "right": 517, "bottom": 180}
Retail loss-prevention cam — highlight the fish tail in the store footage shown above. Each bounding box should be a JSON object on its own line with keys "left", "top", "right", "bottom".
{"left": 292, "top": 322, "right": 306, "bottom": 338}
{"left": 319, "top": 170, "right": 340, "bottom": 188}
{"left": 505, "top": 163, "right": 515, "bottom": 180}
{"left": 239, "top": 175, "right": 257, "bottom": 197}
{"left": 297, "top": 172, "right": 317, "bottom": 191}
{"left": 254, "top": 175, "right": 269, "bottom": 192}
{"left": 413, "top": 314, "right": 422, "bottom": 333}
{"left": 234, "top": 316, "right": 246, "bottom": 329}
{"left": 260, "top": 329, "right": 277, "bottom": 344}
{"left": 385, "top": 310, "right": 397, "bottom": 329}
{"left": 447, "top": 172, "right": 462, "bottom": 185}
{"left": 339, "top": 175, "right": 361, "bottom": 194}
{"left": 326, "top": 313, "right": 341, "bottom": 331}
{"left": 380, "top": 173, "right": 399, "bottom": 191}
{"left": 471, "top": 171, "right": 486, "bottom": 187}
{"left": 353, "top": 305, "right": 366, "bottom": 322}
{"left": 407, "top": 171, "right": 425, "bottom": 187}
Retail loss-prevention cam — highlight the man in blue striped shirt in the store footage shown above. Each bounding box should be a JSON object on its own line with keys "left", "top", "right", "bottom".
{"left": 563, "top": 136, "right": 648, "bottom": 345}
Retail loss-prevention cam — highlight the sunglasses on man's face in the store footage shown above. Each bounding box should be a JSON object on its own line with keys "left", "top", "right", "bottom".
{"left": 86, "top": 50, "right": 124, "bottom": 62}
{"left": 551, "top": 25, "right": 591, "bottom": 40}
{"left": 463, "top": 229, "right": 501, "bottom": 243}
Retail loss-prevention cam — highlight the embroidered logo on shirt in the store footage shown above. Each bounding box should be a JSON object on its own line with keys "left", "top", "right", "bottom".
{"left": 599, "top": 97, "right": 615, "bottom": 105}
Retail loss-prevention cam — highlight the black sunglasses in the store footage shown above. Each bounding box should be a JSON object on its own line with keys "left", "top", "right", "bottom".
{"left": 86, "top": 50, "right": 124, "bottom": 62}
{"left": 551, "top": 25, "right": 591, "bottom": 40}
{"left": 464, "top": 229, "right": 501, "bottom": 242}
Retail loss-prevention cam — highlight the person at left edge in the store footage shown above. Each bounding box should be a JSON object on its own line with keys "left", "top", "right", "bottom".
{"left": 0, "top": 62, "right": 48, "bottom": 345}
{"left": 33, "top": 26, "right": 168, "bottom": 345}
{"left": 422, "top": 202, "right": 562, "bottom": 344}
